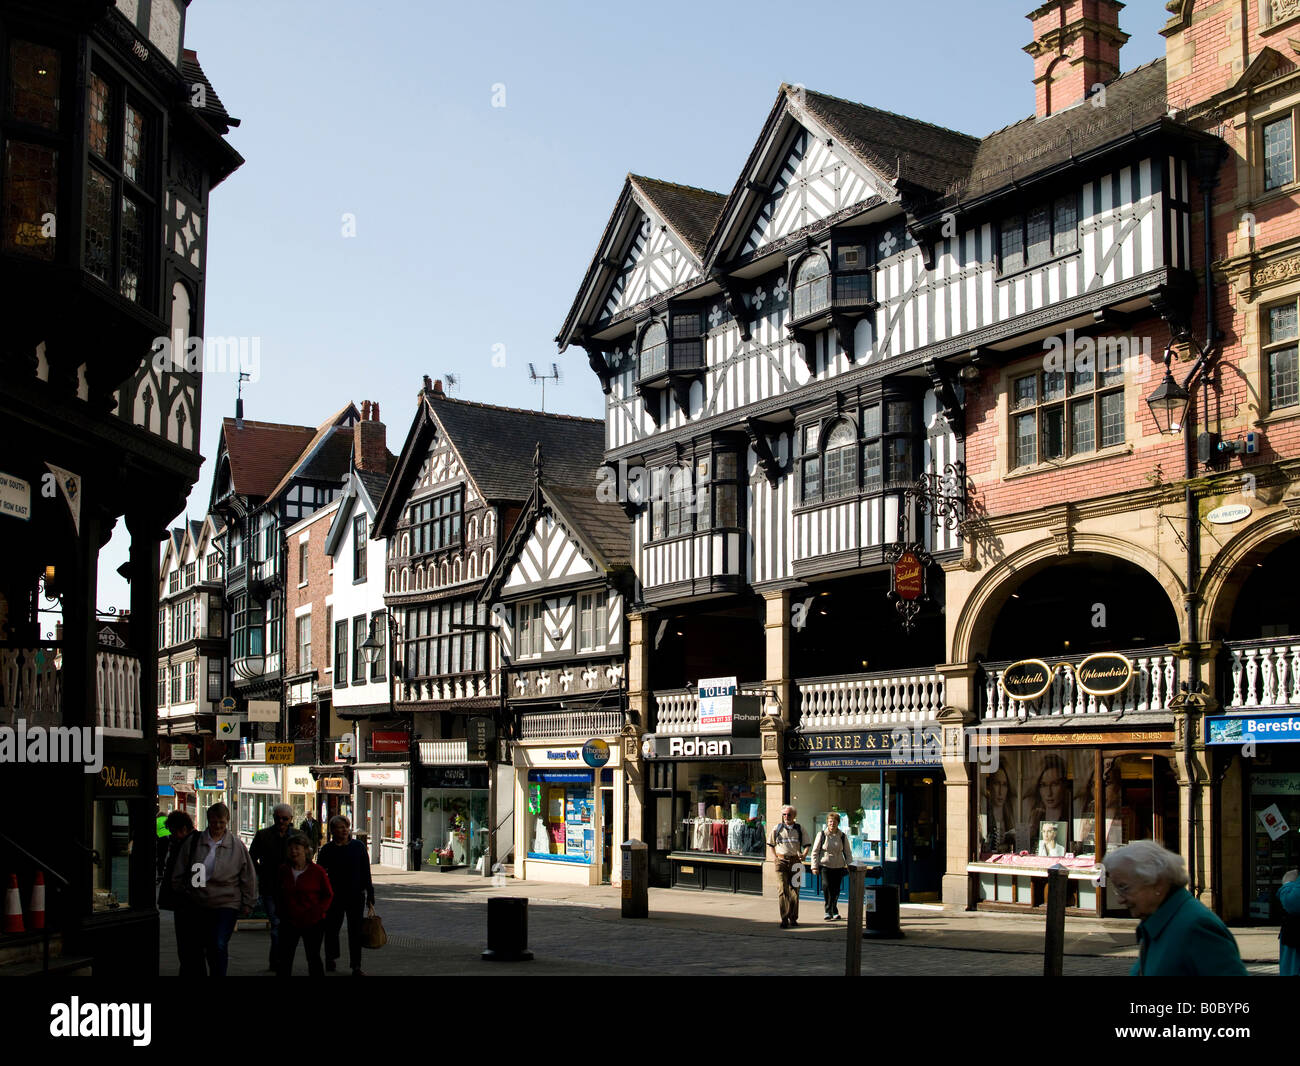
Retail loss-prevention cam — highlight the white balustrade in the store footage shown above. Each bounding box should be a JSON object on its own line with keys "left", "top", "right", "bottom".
{"left": 795, "top": 671, "right": 945, "bottom": 730}
{"left": 96, "top": 651, "right": 142, "bottom": 736}
{"left": 982, "top": 651, "right": 1176, "bottom": 720}
{"left": 518, "top": 711, "right": 623, "bottom": 741}
{"left": 653, "top": 685, "right": 768, "bottom": 734}
{"left": 419, "top": 739, "right": 480, "bottom": 765}
{"left": 0, "top": 646, "right": 62, "bottom": 727}
{"left": 1226, "top": 640, "right": 1300, "bottom": 709}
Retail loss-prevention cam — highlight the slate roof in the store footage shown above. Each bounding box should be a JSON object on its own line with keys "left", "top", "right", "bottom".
{"left": 546, "top": 482, "right": 631, "bottom": 571}
{"left": 219, "top": 418, "right": 317, "bottom": 500}
{"left": 263, "top": 404, "right": 359, "bottom": 501}
{"left": 629, "top": 175, "right": 728, "bottom": 258}
{"left": 799, "top": 88, "right": 980, "bottom": 195}
{"left": 180, "top": 49, "right": 238, "bottom": 133}
{"left": 356, "top": 468, "right": 393, "bottom": 508}
{"left": 957, "top": 59, "right": 1169, "bottom": 202}
{"left": 428, "top": 395, "right": 605, "bottom": 501}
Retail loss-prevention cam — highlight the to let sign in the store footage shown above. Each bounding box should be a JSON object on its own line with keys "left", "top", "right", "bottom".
{"left": 893, "top": 551, "right": 924, "bottom": 600}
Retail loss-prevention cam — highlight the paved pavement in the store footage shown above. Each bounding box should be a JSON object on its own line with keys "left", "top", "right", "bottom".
{"left": 157, "top": 868, "right": 1284, "bottom": 977}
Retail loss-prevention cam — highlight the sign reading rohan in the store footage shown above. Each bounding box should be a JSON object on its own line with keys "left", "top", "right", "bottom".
{"left": 1000, "top": 659, "right": 1055, "bottom": 701}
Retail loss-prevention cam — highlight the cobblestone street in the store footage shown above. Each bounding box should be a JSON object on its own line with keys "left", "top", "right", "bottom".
{"left": 159, "top": 868, "right": 1282, "bottom": 977}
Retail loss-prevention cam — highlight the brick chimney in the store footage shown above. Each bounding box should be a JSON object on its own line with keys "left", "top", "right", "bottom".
{"left": 421, "top": 375, "right": 446, "bottom": 400}
{"left": 354, "top": 400, "right": 387, "bottom": 474}
{"left": 1025, "top": 1, "right": 1129, "bottom": 118}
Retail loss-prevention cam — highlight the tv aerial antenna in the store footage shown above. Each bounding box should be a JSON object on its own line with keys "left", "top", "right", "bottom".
{"left": 444, "top": 373, "right": 459, "bottom": 397}
{"left": 528, "top": 363, "right": 561, "bottom": 413}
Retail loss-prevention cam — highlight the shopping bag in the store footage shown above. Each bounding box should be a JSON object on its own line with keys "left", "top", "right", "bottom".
{"left": 361, "top": 904, "right": 388, "bottom": 949}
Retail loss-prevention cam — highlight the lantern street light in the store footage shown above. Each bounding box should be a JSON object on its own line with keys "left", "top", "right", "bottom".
{"left": 1145, "top": 346, "right": 1192, "bottom": 435}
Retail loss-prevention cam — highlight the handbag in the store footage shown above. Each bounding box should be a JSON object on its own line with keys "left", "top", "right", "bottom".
{"left": 361, "top": 903, "right": 388, "bottom": 950}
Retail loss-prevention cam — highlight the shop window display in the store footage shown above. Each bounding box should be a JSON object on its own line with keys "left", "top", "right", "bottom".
{"left": 527, "top": 771, "right": 596, "bottom": 864}
{"left": 92, "top": 799, "right": 132, "bottom": 913}
{"left": 670, "top": 762, "right": 766, "bottom": 856}
{"left": 422, "top": 790, "right": 487, "bottom": 868}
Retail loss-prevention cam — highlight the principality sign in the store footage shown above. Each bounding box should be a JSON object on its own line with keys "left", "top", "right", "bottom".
{"left": 1000, "top": 659, "right": 1055, "bottom": 701}
{"left": 1075, "top": 653, "right": 1134, "bottom": 697}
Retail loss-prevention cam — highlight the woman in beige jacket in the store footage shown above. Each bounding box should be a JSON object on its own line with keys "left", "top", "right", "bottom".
{"left": 171, "top": 802, "right": 257, "bottom": 976}
{"left": 810, "top": 811, "right": 855, "bottom": 921}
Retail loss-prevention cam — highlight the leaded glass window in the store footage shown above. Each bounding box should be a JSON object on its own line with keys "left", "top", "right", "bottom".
{"left": 639, "top": 321, "right": 667, "bottom": 378}
{"left": 793, "top": 255, "right": 830, "bottom": 319}
{"left": 1265, "top": 116, "right": 1294, "bottom": 191}
{"left": 1266, "top": 300, "right": 1300, "bottom": 411}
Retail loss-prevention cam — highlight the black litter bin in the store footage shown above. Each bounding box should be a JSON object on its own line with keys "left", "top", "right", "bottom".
{"left": 862, "top": 883, "right": 904, "bottom": 939}
{"left": 481, "top": 896, "right": 534, "bottom": 962}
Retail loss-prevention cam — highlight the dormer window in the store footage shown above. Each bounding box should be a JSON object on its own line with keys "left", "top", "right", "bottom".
{"left": 634, "top": 308, "right": 707, "bottom": 414}
{"left": 793, "top": 255, "right": 830, "bottom": 320}
{"left": 999, "top": 194, "right": 1078, "bottom": 274}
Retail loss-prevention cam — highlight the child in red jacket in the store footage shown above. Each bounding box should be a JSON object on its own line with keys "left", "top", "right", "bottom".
{"left": 276, "top": 831, "right": 334, "bottom": 977}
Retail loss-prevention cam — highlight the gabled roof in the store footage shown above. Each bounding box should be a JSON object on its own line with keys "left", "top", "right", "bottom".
{"left": 482, "top": 474, "right": 631, "bottom": 602}
{"left": 374, "top": 387, "right": 605, "bottom": 537}
{"left": 217, "top": 418, "right": 317, "bottom": 501}
{"left": 325, "top": 459, "right": 394, "bottom": 558}
{"left": 262, "top": 403, "right": 359, "bottom": 502}
{"left": 629, "top": 175, "right": 727, "bottom": 258}
{"left": 180, "top": 49, "right": 238, "bottom": 134}
{"left": 555, "top": 174, "right": 726, "bottom": 351}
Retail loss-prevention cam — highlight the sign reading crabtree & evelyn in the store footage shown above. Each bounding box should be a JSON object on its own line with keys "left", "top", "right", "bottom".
{"left": 1074, "top": 653, "right": 1133, "bottom": 696}
{"left": 1000, "top": 659, "right": 1055, "bottom": 701}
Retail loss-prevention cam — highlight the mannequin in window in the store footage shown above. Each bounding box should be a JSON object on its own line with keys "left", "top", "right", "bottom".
{"left": 982, "top": 766, "right": 1017, "bottom": 854}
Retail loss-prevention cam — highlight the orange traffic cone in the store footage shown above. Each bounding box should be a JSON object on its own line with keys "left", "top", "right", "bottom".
{"left": 28, "top": 873, "right": 44, "bottom": 931}
{"left": 2, "top": 874, "right": 23, "bottom": 933}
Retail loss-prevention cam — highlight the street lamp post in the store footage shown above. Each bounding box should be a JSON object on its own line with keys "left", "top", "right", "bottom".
{"left": 360, "top": 613, "right": 416, "bottom": 869}
{"left": 1146, "top": 338, "right": 1218, "bottom": 899}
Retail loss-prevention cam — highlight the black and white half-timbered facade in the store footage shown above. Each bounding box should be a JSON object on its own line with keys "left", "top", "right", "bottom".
{"left": 373, "top": 378, "right": 607, "bottom": 870}
{"left": 480, "top": 449, "right": 633, "bottom": 886}
{"left": 560, "top": 30, "right": 1219, "bottom": 901}
{"left": 0, "top": 0, "right": 241, "bottom": 972}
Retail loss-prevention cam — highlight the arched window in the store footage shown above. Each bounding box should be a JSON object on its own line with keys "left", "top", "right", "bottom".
{"left": 484, "top": 512, "right": 495, "bottom": 539}
{"left": 468, "top": 553, "right": 478, "bottom": 580}
{"left": 453, "top": 558, "right": 462, "bottom": 583}
{"left": 401, "top": 533, "right": 410, "bottom": 557}
{"left": 639, "top": 321, "right": 668, "bottom": 378}
{"left": 400, "top": 567, "right": 410, "bottom": 591}
{"left": 388, "top": 569, "right": 396, "bottom": 593}
{"left": 484, "top": 547, "right": 493, "bottom": 572}
{"left": 440, "top": 561, "right": 449, "bottom": 586}
{"left": 822, "top": 420, "right": 858, "bottom": 498}
{"left": 468, "top": 517, "right": 479, "bottom": 542}
{"left": 793, "top": 255, "right": 830, "bottom": 320}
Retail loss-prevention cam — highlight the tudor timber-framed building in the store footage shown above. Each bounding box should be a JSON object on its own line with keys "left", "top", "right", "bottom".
{"left": 555, "top": 0, "right": 1296, "bottom": 917}
{"left": 373, "top": 377, "right": 607, "bottom": 871}
{"left": 0, "top": 0, "right": 241, "bottom": 974}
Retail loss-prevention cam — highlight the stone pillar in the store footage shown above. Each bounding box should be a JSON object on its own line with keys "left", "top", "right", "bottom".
{"left": 937, "top": 662, "right": 980, "bottom": 911}
{"left": 1171, "top": 696, "right": 1215, "bottom": 908}
{"left": 760, "top": 589, "right": 793, "bottom": 899}
{"left": 625, "top": 610, "right": 651, "bottom": 849}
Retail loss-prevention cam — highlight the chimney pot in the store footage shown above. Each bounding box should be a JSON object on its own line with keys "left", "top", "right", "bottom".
{"left": 1025, "top": 0, "right": 1129, "bottom": 119}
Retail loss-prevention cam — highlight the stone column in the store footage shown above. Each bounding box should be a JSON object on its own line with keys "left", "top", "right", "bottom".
{"left": 760, "top": 588, "right": 793, "bottom": 899}
{"left": 937, "top": 662, "right": 980, "bottom": 911}
{"left": 625, "top": 610, "right": 651, "bottom": 850}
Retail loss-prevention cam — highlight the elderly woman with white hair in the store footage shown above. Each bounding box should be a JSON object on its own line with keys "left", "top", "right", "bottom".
{"left": 1101, "top": 840, "right": 1247, "bottom": 976}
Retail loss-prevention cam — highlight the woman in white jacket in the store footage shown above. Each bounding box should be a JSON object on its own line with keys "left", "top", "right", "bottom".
{"left": 171, "top": 802, "right": 257, "bottom": 976}
{"left": 810, "top": 812, "right": 854, "bottom": 920}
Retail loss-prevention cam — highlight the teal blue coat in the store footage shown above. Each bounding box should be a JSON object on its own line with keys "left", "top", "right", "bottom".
{"left": 1130, "top": 887, "right": 1248, "bottom": 977}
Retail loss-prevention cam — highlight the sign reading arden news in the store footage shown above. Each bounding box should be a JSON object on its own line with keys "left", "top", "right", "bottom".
{"left": 698, "top": 676, "right": 737, "bottom": 735}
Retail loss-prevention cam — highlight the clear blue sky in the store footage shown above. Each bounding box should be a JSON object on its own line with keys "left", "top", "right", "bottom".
{"left": 98, "top": 0, "right": 1172, "bottom": 608}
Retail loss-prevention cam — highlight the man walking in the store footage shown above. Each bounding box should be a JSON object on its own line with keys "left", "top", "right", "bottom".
{"left": 301, "top": 809, "right": 323, "bottom": 852}
{"left": 769, "top": 805, "right": 809, "bottom": 929}
{"left": 249, "top": 803, "right": 294, "bottom": 970}
{"left": 317, "top": 815, "right": 375, "bottom": 976}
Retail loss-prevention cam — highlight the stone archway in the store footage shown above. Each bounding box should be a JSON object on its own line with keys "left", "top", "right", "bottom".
{"left": 1200, "top": 512, "right": 1300, "bottom": 642}
{"left": 952, "top": 534, "right": 1187, "bottom": 664}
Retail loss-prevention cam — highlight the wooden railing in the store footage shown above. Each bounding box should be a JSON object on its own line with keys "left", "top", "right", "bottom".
{"left": 980, "top": 649, "right": 1177, "bottom": 721}
{"left": 0, "top": 645, "right": 61, "bottom": 727}
{"left": 1222, "top": 637, "right": 1300, "bottom": 709}
{"left": 795, "top": 669, "right": 945, "bottom": 729}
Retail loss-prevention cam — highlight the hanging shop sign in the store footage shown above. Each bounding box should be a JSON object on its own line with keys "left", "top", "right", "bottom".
{"left": 1207, "top": 715, "right": 1300, "bottom": 746}
{"left": 320, "top": 776, "right": 349, "bottom": 793}
{"left": 893, "top": 551, "right": 924, "bottom": 600}
{"left": 1000, "top": 659, "right": 1056, "bottom": 701}
{"left": 1207, "top": 503, "right": 1252, "bottom": 525}
{"left": 247, "top": 700, "right": 279, "bottom": 723}
{"left": 265, "top": 743, "right": 294, "bottom": 764}
{"left": 1074, "top": 653, "right": 1134, "bottom": 696}
{"left": 468, "top": 717, "right": 495, "bottom": 761}
{"left": 582, "top": 739, "right": 610, "bottom": 768}
{"left": 370, "top": 731, "right": 409, "bottom": 754}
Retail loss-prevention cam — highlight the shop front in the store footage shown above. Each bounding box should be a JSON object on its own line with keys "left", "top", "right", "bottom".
{"left": 515, "top": 739, "right": 622, "bottom": 886}
{"left": 644, "top": 733, "right": 767, "bottom": 894}
{"left": 420, "top": 764, "right": 490, "bottom": 872}
{"left": 232, "top": 763, "right": 283, "bottom": 846}
{"left": 787, "top": 727, "right": 945, "bottom": 903}
{"left": 966, "top": 728, "right": 1178, "bottom": 916}
{"left": 356, "top": 767, "right": 410, "bottom": 868}
{"left": 285, "top": 766, "right": 316, "bottom": 827}
{"left": 1207, "top": 713, "right": 1300, "bottom": 922}
{"left": 318, "top": 773, "right": 353, "bottom": 827}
